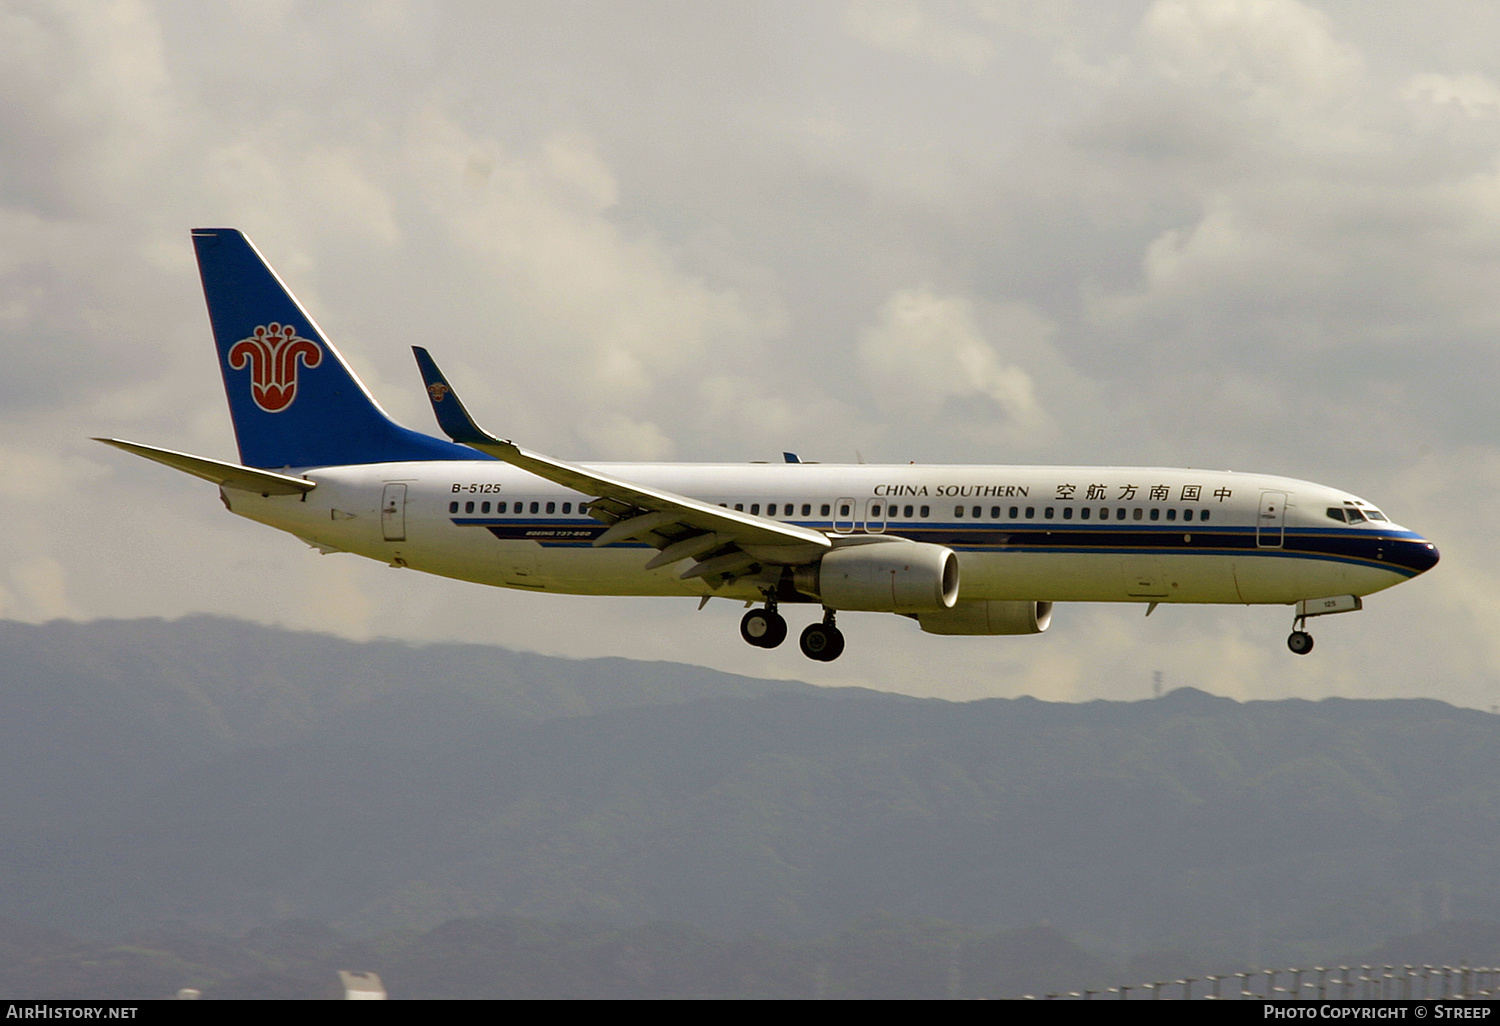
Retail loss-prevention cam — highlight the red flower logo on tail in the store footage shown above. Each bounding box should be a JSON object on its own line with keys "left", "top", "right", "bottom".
{"left": 228, "top": 323, "right": 323, "bottom": 412}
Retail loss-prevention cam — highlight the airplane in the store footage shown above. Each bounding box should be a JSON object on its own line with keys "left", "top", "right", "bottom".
{"left": 97, "top": 229, "right": 1440, "bottom": 662}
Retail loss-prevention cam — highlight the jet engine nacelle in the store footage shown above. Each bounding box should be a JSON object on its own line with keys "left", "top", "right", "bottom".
{"left": 795, "top": 540, "right": 959, "bottom": 613}
{"left": 916, "top": 600, "right": 1053, "bottom": 635}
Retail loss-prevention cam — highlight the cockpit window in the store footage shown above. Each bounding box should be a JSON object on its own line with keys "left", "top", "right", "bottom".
{"left": 1365, "top": 509, "right": 1387, "bottom": 521}
{"left": 1326, "top": 507, "right": 1346, "bottom": 523}
{"left": 1344, "top": 507, "right": 1366, "bottom": 524}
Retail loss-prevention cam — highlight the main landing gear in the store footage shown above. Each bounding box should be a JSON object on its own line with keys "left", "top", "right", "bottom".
{"left": 739, "top": 600, "right": 845, "bottom": 661}
{"left": 740, "top": 602, "right": 788, "bottom": 649}
{"left": 799, "top": 611, "right": 845, "bottom": 663}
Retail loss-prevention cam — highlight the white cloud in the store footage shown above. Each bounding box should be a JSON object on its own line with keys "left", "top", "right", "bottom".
{"left": 0, "top": 0, "right": 173, "bottom": 213}
{"left": 1141, "top": 0, "right": 1364, "bottom": 106}
{"left": 0, "top": 555, "right": 79, "bottom": 621}
{"left": 1405, "top": 72, "right": 1500, "bottom": 119}
{"left": 203, "top": 135, "right": 400, "bottom": 249}
{"left": 843, "top": 0, "right": 996, "bottom": 75}
{"left": 858, "top": 287, "right": 1048, "bottom": 436}
{"left": 406, "top": 113, "right": 777, "bottom": 457}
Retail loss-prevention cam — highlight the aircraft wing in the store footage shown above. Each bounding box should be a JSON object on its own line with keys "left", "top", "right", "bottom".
{"left": 413, "top": 347, "right": 830, "bottom": 586}
{"left": 94, "top": 438, "right": 316, "bottom": 495}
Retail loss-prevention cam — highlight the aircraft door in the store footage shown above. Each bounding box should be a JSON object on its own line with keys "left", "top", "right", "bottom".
{"left": 863, "top": 499, "right": 887, "bottom": 534}
{"left": 1257, "top": 491, "right": 1287, "bottom": 548}
{"left": 381, "top": 484, "right": 407, "bottom": 541}
{"left": 834, "top": 497, "right": 856, "bottom": 534}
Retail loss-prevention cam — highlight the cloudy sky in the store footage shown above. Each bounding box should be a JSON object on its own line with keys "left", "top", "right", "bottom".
{"left": 3, "top": 0, "right": 1497, "bottom": 705}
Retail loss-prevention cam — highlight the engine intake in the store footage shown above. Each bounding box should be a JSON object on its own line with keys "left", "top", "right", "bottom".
{"left": 795, "top": 540, "right": 959, "bottom": 613}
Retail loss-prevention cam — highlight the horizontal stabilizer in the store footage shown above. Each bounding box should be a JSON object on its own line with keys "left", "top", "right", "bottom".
{"left": 94, "top": 438, "right": 316, "bottom": 495}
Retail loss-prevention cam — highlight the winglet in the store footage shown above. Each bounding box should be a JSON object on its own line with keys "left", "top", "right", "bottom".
{"left": 412, "top": 347, "right": 510, "bottom": 449}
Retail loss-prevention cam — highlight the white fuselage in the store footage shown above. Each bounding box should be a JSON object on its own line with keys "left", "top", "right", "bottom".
{"left": 222, "top": 460, "right": 1434, "bottom": 608}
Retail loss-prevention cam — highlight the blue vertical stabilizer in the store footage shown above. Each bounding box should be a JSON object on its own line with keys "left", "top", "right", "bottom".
{"left": 192, "top": 228, "right": 481, "bottom": 468}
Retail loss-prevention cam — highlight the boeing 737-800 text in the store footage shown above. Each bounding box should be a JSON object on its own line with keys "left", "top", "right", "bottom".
{"left": 98, "top": 229, "right": 1439, "bottom": 661}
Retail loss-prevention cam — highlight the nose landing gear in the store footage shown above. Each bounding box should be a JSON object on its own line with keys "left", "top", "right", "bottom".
{"left": 1285, "top": 594, "right": 1362, "bottom": 656}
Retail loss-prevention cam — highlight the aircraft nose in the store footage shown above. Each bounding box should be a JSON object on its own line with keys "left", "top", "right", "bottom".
{"left": 1404, "top": 537, "right": 1440, "bottom": 574}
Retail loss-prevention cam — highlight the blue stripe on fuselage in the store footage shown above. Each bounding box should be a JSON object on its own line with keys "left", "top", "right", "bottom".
{"left": 451, "top": 519, "right": 1435, "bottom": 577}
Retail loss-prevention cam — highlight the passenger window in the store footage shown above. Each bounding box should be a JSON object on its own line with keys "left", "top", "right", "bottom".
{"left": 563, "top": 502, "right": 572, "bottom": 514}
{"left": 803, "top": 504, "right": 812, "bottom": 516}
{"left": 920, "top": 505, "right": 930, "bottom": 517}
{"left": 904, "top": 504, "right": 914, "bottom": 518}
{"left": 1062, "top": 506, "right": 1073, "bottom": 520}
{"left": 839, "top": 504, "right": 850, "bottom": 517}
{"left": 1025, "top": 507, "right": 1035, "bottom": 518}
{"left": 735, "top": 503, "right": 744, "bottom": 511}
{"left": 751, "top": 503, "right": 760, "bottom": 515}
{"left": 820, "top": 504, "right": 830, "bottom": 516}
{"left": 1167, "top": 508, "right": 1177, "bottom": 521}
{"left": 955, "top": 506, "right": 964, "bottom": 518}
{"left": 1133, "top": 508, "right": 1143, "bottom": 521}
{"left": 498, "top": 501, "right": 509, "bottom": 514}
{"left": 546, "top": 501, "right": 555, "bottom": 514}
{"left": 990, "top": 506, "right": 1000, "bottom": 519}
{"left": 449, "top": 501, "right": 459, "bottom": 514}
{"left": 481, "top": 501, "right": 490, "bottom": 514}
{"left": 1009, "top": 506, "right": 1019, "bottom": 519}
{"left": 872, "top": 504, "right": 881, "bottom": 518}
{"left": 1100, "top": 507, "right": 1109, "bottom": 520}
{"left": 1116, "top": 508, "right": 1126, "bottom": 521}
{"left": 1081, "top": 507, "right": 1091, "bottom": 520}
{"left": 1184, "top": 509, "right": 1194, "bottom": 522}
{"left": 1044, "top": 507, "right": 1054, "bottom": 519}
{"left": 972, "top": 506, "right": 981, "bottom": 518}
{"left": 465, "top": 501, "right": 475, "bottom": 514}
{"left": 1149, "top": 508, "right": 1159, "bottom": 521}
{"left": 1201, "top": 509, "right": 1211, "bottom": 522}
